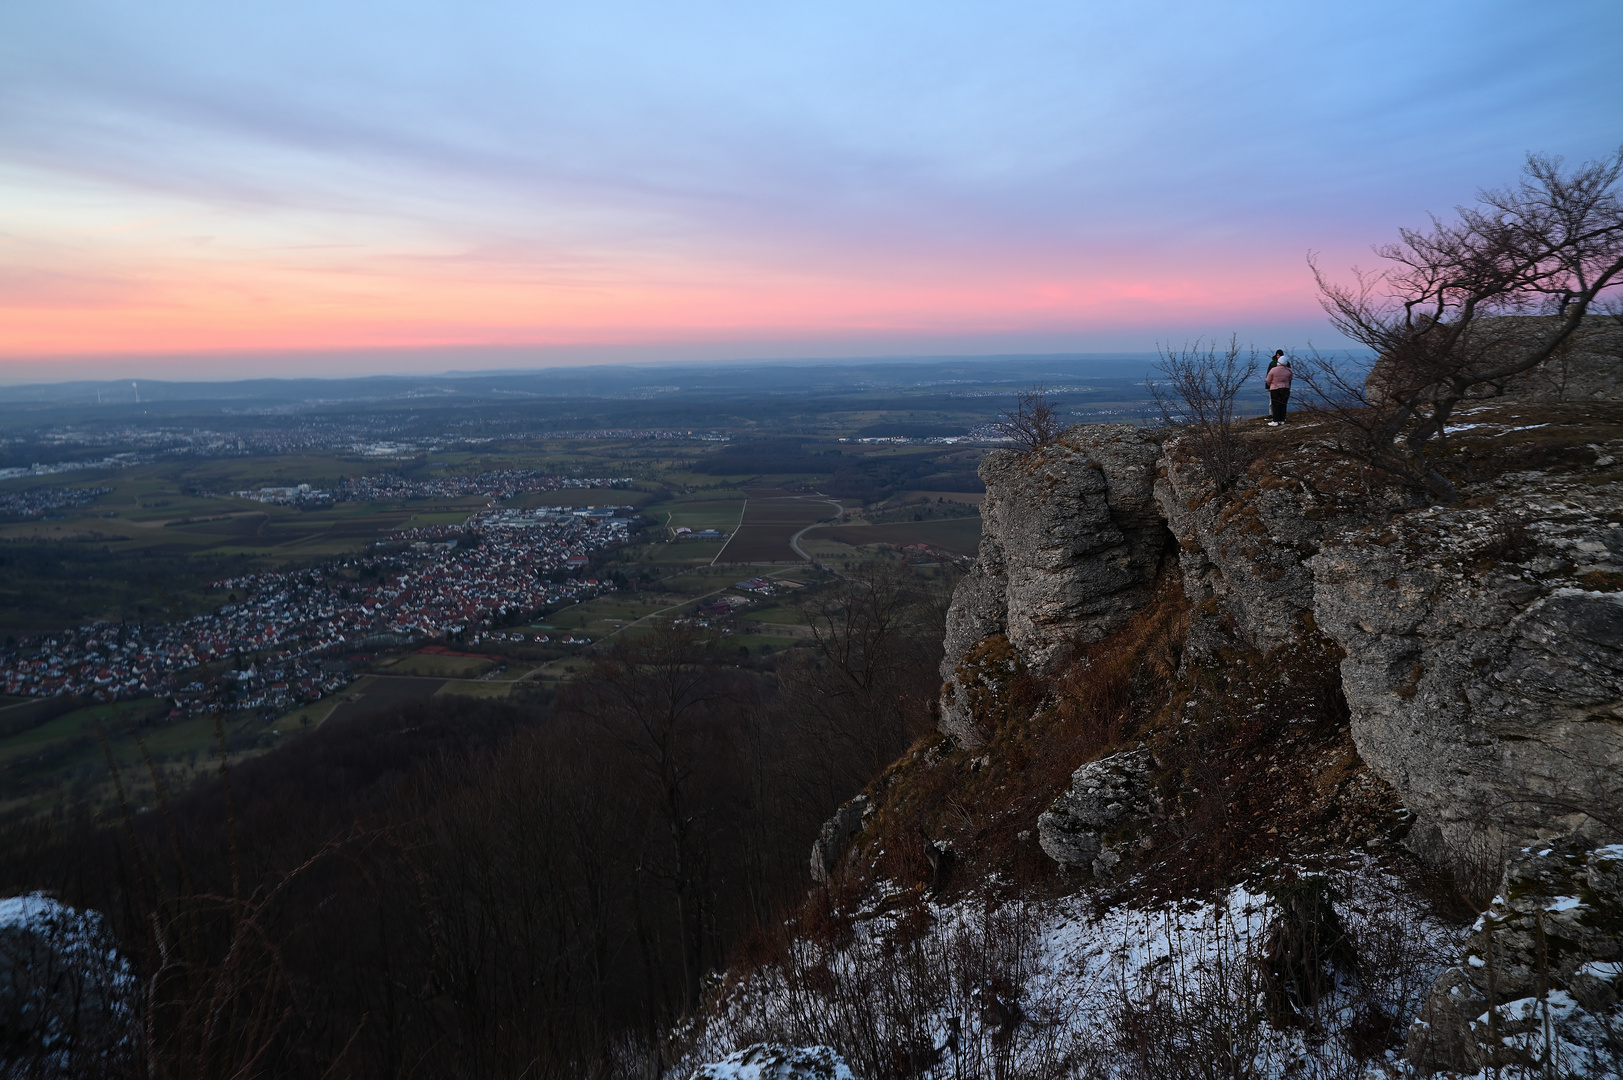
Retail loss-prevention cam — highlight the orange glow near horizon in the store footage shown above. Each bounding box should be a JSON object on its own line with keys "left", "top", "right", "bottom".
{"left": 0, "top": 244, "right": 1313, "bottom": 361}
{"left": 6, "top": 0, "right": 1615, "bottom": 378}
{"left": 0, "top": 158, "right": 1326, "bottom": 374}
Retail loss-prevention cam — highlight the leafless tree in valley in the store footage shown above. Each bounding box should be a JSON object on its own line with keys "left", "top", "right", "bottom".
{"left": 560, "top": 621, "right": 741, "bottom": 1014}
{"left": 1299, "top": 149, "right": 1623, "bottom": 500}
{"left": 776, "top": 562, "right": 945, "bottom": 810}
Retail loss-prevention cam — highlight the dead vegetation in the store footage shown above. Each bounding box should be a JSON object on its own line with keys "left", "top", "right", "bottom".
{"left": 800, "top": 397, "right": 1619, "bottom": 912}
{"left": 1147, "top": 336, "right": 1260, "bottom": 490}
{"left": 1302, "top": 151, "right": 1623, "bottom": 502}
{"left": 861, "top": 572, "right": 1191, "bottom": 897}
{"left": 795, "top": 554, "right": 1407, "bottom": 919}
{"left": 994, "top": 387, "right": 1066, "bottom": 453}
{"left": 674, "top": 386, "right": 1623, "bottom": 1077}
{"left": 1132, "top": 629, "right": 1405, "bottom": 902}
{"left": 1222, "top": 399, "right": 1623, "bottom": 527}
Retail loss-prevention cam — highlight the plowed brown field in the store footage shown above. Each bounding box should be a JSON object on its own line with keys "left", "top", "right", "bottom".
{"left": 803, "top": 517, "right": 982, "bottom": 556}
{"left": 712, "top": 492, "right": 841, "bottom": 562}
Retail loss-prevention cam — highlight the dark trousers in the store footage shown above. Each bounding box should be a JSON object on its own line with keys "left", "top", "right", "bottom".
{"left": 1269, "top": 388, "right": 1290, "bottom": 422}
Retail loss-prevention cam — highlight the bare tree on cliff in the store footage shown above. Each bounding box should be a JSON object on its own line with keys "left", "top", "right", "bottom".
{"left": 995, "top": 386, "right": 1065, "bottom": 451}
{"left": 1145, "top": 334, "right": 1259, "bottom": 490}
{"left": 1300, "top": 149, "right": 1623, "bottom": 501}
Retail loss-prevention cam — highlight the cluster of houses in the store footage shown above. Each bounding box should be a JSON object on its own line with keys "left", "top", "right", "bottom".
{"left": 226, "top": 471, "right": 632, "bottom": 507}
{"left": 693, "top": 577, "right": 804, "bottom": 619}
{"left": 0, "top": 624, "right": 345, "bottom": 719}
{"left": 835, "top": 428, "right": 1011, "bottom": 446}
{"left": 571, "top": 429, "right": 730, "bottom": 441}
{"left": 899, "top": 542, "right": 973, "bottom": 567}
{"left": 333, "top": 471, "right": 630, "bottom": 503}
{"left": 213, "top": 658, "right": 352, "bottom": 717}
{"left": 0, "top": 484, "right": 112, "bottom": 520}
{"left": 0, "top": 505, "right": 636, "bottom": 712}
{"left": 477, "top": 630, "right": 591, "bottom": 645}
{"left": 698, "top": 595, "right": 754, "bottom": 618}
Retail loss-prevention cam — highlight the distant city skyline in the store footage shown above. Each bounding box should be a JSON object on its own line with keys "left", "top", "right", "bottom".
{"left": 3, "top": 0, "right": 1619, "bottom": 379}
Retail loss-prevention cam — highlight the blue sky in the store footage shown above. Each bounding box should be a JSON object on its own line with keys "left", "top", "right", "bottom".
{"left": 1, "top": 0, "right": 1618, "bottom": 378}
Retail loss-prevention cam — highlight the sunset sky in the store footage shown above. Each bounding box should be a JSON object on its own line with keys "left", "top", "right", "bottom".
{"left": 2, "top": 0, "right": 1619, "bottom": 380}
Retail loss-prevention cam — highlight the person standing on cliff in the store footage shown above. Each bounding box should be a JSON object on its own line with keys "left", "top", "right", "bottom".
{"left": 1265, "top": 351, "right": 1292, "bottom": 425}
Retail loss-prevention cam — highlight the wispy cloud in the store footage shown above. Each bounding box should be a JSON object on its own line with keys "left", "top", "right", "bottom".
{"left": 1, "top": 0, "right": 1618, "bottom": 374}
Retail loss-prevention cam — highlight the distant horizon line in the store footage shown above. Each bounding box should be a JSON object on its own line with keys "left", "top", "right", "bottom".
{"left": 1, "top": 350, "right": 1170, "bottom": 390}
{"left": 1, "top": 347, "right": 1377, "bottom": 390}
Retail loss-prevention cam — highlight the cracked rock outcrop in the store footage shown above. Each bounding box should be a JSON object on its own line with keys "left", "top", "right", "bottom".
{"left": 939, "top": 426, "right": 1168, "bottom": 742}
{"left": 939, "top": 411, "right": 1622, "bottom": 874}
{"left": 1308, "top": 479, "right": 1623, "bottom": 866}
{"left": 1155, "top": 446, "right": 1325, "bottom": 654}
{"left": 1037, "top": 749, "right": 1156, "bottom": 876}
{"left": 1406, "top": 838, "right": 1623, "bottom": 1075}
{"left": 810, "top": 796, "right": 872, "bottom": 884}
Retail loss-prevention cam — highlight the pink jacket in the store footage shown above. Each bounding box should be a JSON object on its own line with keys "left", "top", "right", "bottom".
{"left": 1265, "top": 363, "right": 1293, "bottom": 390}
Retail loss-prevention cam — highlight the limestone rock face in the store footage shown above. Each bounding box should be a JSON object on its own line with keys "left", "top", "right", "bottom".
{"left": 1405, "top": 967, "right": 1489, "bottom": 1076}
{"left": 935, "top": 413, "right": 1621, "bottom": 875}
{"left": 938, "top": 426, "right": 1168, "bottom": 740}
{"left": 937, "top": 635, "right": 1026, "bottom": 747}
{"left": 1497, "top": 330, "right": 1623, "bottom": 401}
{"left": 1154, "top": 446, "right": 1334, "bottom": 654}
{"left": 1037, "top": 749, "right": 1156, "bottom": 875}
{"left": 1406, "top": 839, "right": 1623, "bottom": 1074}
{"left": 1309, "top": 480, "right": 1623, "bottom": 866}
{"left": 810, "top": 796, "right": 872, "bottom": 883}
{"left": 938, "top": 558, "right": 1007, "bottom": 684}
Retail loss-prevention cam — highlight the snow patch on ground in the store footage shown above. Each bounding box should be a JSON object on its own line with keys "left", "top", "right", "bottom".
{"left": 1456, "top": 990, "right": 1623, "bottom": 1080}
{"left": 0, "top": 892, "right": 135, "bottom": 1077}
{"left": 688, "top": 1043, "right": 855, "bottom": 1080}
{"left": 676, "top": 861, "right": 1469, "bottom": 1079}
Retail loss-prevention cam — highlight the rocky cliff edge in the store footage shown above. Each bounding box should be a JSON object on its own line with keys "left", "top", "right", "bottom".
{"left": 939, "top": 404, "right": 1623, "bottom": 872}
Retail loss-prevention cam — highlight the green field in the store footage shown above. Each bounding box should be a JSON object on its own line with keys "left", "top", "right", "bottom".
{"left": 0, "top": 695, "right": 317, "bottom": 819}
{"left": 743, "top": 604, "right": 812, "bottom": 625}
{"left": 374, "top": 652, "right": 496, "bottom": 679}
{"left": 642, "top": 494, "right": 747, "bottom": 535}
{"left": 804, "top": 516, "right": 982, "bottom": 556}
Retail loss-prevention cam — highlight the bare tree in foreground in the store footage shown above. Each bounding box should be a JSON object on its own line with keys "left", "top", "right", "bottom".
{"left": 780, "top": 560, "right": 944, "bottom": 785}
{"left": 561, "top": 622, "right": 741, "bottom": 1014}
{"left": 995, "top": 386, "right": 1065, "bottom": 452}
{"left": 1146, "top": 335, "right": 1259, "bottom": 490}
{"left": 1301, "top": 149, "right": 1623, "bottom": 500}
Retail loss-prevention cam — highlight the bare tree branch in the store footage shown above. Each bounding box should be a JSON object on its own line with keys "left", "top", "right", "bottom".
{"left": 1145, "top": 335, "right": 1258, "bottom": 490}
{"left": 1300, "top": 149, "right": 1623, "bottom": 501}
{"left": 994, "top": 386, "right": 1065, "bottom": 452}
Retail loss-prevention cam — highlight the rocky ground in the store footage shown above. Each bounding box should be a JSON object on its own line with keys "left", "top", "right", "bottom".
{"left": 683, "top": 401, "right": 1623, "bottom": 1078}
